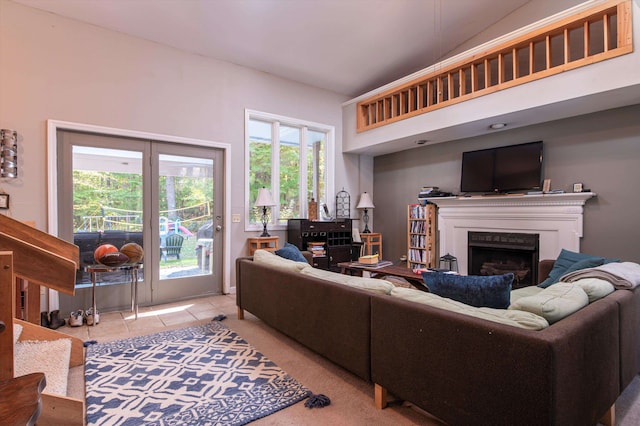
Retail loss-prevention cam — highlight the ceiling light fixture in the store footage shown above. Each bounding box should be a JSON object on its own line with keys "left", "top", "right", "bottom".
{"left": 489, "top": 123, "right": 506, "bottom": 130}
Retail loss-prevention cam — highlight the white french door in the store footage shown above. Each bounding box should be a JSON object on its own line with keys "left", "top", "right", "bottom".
{"left": 56, "top": 130, "right": 223, "bottom": 313}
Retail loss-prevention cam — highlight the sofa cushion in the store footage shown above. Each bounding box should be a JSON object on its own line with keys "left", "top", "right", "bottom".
{"left": 300, "top": 266, "right": 394, "bottom": 294}
{"left": 538, "top": 249, "right": 606, "bottom": 288}
{"left": 275, "top": 242, "right": 308, "bottom": 263}
{"left": 573, "top": 278, "right": 615, "bottom": 303}
{"left": 253, "top": 249, "right": 310, "bottom": 272}
{"left": 510, "top": 285, "right": 543, "bottom": 304}
{"left": 509, "top": 282, "right": 589, "bottom": 324}
{"left": 421, "top": 272, "right": 513, "bottom": 309}
{"left": 390, "top": 287, "right": 549, "bottom": 330}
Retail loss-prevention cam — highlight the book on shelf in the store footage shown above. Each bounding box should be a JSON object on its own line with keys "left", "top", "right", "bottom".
{"left": 307, "top": 241, "right": 326, "bottom": 257}
{"left": 409, "top": 204, "right": 427, "bottom": 219}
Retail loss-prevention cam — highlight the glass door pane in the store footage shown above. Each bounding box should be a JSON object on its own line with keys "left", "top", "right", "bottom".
{"left": 72, "top": 146, "right": 144, "bottom": 288}
{"left": 158, "top": 154, "right": 213, "bottom": 280}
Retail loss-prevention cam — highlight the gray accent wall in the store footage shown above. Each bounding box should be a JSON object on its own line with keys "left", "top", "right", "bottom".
{"left": 374, "top": 104, "right": 640, "bottom": 265}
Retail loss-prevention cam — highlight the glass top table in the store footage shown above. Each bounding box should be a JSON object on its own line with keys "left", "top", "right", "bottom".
{"left": 84, "top": 263, "right": 143, "bottom": 324}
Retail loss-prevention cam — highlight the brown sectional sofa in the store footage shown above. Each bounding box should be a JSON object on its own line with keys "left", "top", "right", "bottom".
{"left": 236, "top": 253, "right": 373, "bottom": 381}
{"left": 236, "top": 256, "right": 640, "bottom": 425}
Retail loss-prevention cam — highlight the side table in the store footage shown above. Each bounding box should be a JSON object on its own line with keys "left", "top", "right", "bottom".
{"left": 361, "top": 233, "right": 382, "bottom": 259}
{"left": 84, "top": 263, "right": 142, "bottom": 324}
{"left": 248, "top": 236, "right": 279, "bottom": 256}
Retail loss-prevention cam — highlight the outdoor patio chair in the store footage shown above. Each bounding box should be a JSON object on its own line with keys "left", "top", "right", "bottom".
{"left": 162, "top": 233, "right": 184, "bottom": 262}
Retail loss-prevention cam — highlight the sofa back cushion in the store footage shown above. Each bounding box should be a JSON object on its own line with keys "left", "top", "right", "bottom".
{"left": 253, "top": 249, "right": 310, "bottom": 272}
{"left": 390, "top": 287, "right": 549, "bottom": 330}
{"left": 509, "top": 282, "right": 589, "bottom": 324}
{"left": 300, "top": 266, "right": 394, "bottom": 295}
{"left": 573, "top": 278, "right": 615, "bottom": 303}
{"left": 538, "top": 249, "right": 608, "bottom": 288}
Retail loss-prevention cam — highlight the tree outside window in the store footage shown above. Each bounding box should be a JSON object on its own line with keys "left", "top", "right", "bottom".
{"left": 246, "top": 110, "right": 333, "bottom": 229}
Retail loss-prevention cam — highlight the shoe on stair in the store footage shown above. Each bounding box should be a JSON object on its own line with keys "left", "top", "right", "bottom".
{"left": 48, "top": 310, "right": 66, "bottom": 329}
{"left": 85, "top": 308, "right": 100, "bottom": 326}
{"left": 69, "top": 310, "right": 84, "bottom": 327}
{"left": 41, "top": 311, "right": 50, "bottom": 328}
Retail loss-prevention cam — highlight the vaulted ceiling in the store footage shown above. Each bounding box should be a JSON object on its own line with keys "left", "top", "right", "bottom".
{"left": 13, "top": 0, "right": 541, "bottom": 97}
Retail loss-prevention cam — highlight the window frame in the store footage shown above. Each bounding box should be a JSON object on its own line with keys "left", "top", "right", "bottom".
{"left": 244, "top": 109, "right": 334, "bottom": 232}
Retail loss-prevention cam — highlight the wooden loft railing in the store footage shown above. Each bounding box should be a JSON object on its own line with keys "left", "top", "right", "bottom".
{"left": 356, "top": 0, "right": 633, "bottom": 133}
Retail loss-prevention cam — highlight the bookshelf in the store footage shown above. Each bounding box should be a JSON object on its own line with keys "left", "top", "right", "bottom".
{"left": 407, "top": 204, "right": 437, "bottom": 269}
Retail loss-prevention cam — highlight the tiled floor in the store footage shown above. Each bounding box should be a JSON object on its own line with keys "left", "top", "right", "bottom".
{"left": 60, "top": 294, "right": 237, "bottom": 343}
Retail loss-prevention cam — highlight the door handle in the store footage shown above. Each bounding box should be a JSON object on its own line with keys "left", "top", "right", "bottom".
{"left": 215, "top": 225, "right": 222, "bottom": 232}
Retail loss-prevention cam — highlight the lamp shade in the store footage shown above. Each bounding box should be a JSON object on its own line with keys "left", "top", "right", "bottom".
{"left": 356, "top": 192, "right": 375, "bottom": 209}
{"left": 254, "top": 188, "right": 276, "bottom": 207}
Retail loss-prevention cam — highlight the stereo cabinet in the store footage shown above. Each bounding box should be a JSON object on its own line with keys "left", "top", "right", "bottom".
{"left": 287, "top": 219, "right": 353, "bottom": 271}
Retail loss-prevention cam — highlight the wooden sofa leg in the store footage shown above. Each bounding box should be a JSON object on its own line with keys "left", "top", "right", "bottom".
{"left": 374, "top": 383, "right": 388, "bottom": 409}
{"left": 599, "top": 403, "right": 615, "bottom": 426}
{"left": 237, "top": 306, "right": 244, "bottom": 320}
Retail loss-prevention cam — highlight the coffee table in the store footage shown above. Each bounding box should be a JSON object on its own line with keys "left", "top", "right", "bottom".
{"left": 337, "top": 262, "right": 428, "bottom": 291}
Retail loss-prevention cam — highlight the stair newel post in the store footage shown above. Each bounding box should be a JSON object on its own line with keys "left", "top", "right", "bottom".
{"left": 0, "top": 251, "right": 15, "bottom": 380}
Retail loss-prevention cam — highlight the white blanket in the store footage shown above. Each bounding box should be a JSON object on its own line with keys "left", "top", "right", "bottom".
{"left": 560, "top": 262, "right": 640, "bottom": 289}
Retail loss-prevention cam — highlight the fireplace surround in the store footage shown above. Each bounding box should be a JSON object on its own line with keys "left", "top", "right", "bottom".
{"left": 428, "top": 193, "right": 595, "bottom": 276}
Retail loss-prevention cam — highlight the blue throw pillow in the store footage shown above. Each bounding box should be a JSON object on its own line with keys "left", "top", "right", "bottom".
{"left": 421, "top": 272, "right": 513, "bottom": 309}
{"left": 538, "top": 249, "right": 607, "bottom": 288}
{"left": 275, "top": 242, "right": 307, "bottom": 263}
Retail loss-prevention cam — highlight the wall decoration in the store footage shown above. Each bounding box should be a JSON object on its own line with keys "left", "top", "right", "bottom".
{"left": 335, "top": 189, "right": 350, "bottom": 219}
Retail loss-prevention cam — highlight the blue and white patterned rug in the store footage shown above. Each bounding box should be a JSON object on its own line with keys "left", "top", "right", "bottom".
{"left": 85, "top": 321, "right": 310, "bottom": 425}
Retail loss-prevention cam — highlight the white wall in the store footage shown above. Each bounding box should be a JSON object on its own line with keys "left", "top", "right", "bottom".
{"left": 0, "top": 1, "right": 358, "bottom": 289}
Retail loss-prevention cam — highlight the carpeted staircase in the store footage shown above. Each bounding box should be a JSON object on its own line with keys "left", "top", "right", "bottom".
{"left": 0, "top": 215, "right": 85, "bottom": 425}
{"left": 5, "top": 318, "right": 86, "bottom": 425}
{"left": 13, "top": 323, "right": 72, "bottom": 397}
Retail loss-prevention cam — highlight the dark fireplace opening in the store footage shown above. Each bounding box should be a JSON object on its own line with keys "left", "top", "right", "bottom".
{"left": 468, "top": 232, "right": 539, "bottom": 289}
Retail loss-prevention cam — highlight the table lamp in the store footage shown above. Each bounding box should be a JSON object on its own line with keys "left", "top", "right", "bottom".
{"left": 356, "top": 192, "right": 375, "bottom": 233}
{"left": 255, "top": 187, "right": 276, "bottom": 237}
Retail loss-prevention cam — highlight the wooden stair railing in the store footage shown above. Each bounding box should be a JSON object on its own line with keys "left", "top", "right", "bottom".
{"left": 0, "top": 215, "right": 84, "bottom": 425}
{"left": 0, "top": 372, "right": 46, "bottom": 426}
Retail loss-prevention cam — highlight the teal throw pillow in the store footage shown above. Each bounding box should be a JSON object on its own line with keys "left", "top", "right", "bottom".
{"left": 538, "top": 249, "right": 606, "bottom": 288}
{"left": 275, "top": 242, "right": 307, "bottom": 263}
{"left": 421, "top": 272, "right": 513, "bottom": 309}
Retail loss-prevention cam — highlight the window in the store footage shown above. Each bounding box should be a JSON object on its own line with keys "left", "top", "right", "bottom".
{"left": 245, "top": 110, "right": 334, "bottom": 230}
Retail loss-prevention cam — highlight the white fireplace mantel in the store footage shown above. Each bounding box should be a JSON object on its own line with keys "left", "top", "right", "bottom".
{"left": 428, "top": 193, "right": 596, "bottom": 275}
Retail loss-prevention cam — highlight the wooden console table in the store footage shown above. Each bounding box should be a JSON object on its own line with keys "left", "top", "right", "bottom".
{"left": 248, "top": 236, "right": 279, "bottom": 256}
{"left": 361, "top": 233, "right": 382, "bottom": 258}
{"left": 337, "top": 261, "right": 426, "bottom": 291}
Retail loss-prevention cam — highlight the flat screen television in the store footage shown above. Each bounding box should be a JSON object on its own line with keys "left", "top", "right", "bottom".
{"left": 460, "top": 141, "right": 543, "bottom": 194}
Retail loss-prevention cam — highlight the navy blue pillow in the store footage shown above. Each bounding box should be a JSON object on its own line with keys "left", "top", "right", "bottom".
{"left": 275, "top": 242, "right": 307, "bottom": 262}
{"left": 538, "top": 249, "right": 607, "bottom": 288}
{"left": 421, "top": 272, "right": 513, "bottom": 309}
